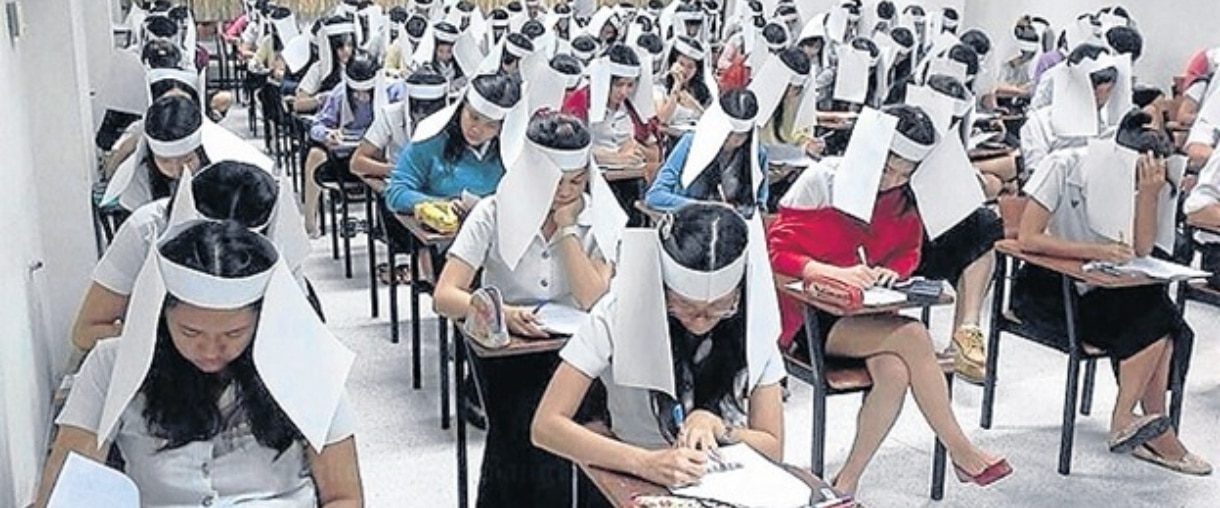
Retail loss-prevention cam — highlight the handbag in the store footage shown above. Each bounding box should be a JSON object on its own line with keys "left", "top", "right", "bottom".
{"left": 413, "top": 201, "right": 460, "bottom": 234}
{"left": 804, "top": 274, "right": 864, "bottom": 311}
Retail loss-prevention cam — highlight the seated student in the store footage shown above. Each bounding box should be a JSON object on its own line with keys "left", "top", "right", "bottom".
{"left": 757, "top": 48, "right": 819, "bottom": 154}
{"left": 569, "top": 34, "right": 599, "bottom": 66}
{"left": 72, "top": 160, "right": 308, "bottom": 357}
{"left": 1013, "top": 111, "right": 1211, "bottom": 475}
{"left": 1021, "top": 44, "right": 1125, "bottom": 172}
{"left": 767, "top": 105, "right": 1011, "bottom": 494}
{"left": 37, "top": 221, "right": 361, "bottom": 507}
{"left": 1185, "top": 151, "right": 1220, "bottom": 289}
{"left": 294, "top": 16, "right": 356, "bottom": 113}
{"left": 493, "top": 33, "right": 536, "bottom": 80}
{"left": 386, "top": 13, "right": 428, "bottom": 77}
{"left": 634, "top": 32, "right": 667, "bottom": 77}
{"left": 714, "top": 0, "right": 765, "bottom": 75}
{"left": 415, "top": 21, "right": 468, "bottom": 95}
{"left": 990, "top": 17, "right": 1040, "bottom": 103}
{"left": 818, "top": 36, "right": 884, "bottom": 111}
{"left": 247, "top": 6, "right": 295, "bottom": 82}
{"left": 550, "top": 53, "right": 585, "bottom": 95}
{"left": 562, "top": 43, "right": 660, "bottom": 170}
{"left": 351, "top": 70, "right": 448, "bottom": 180}
{"left": 1174, "top": 54, "right": 1215, "bottom": 129}
{"left": 646, "top": 89, "right": 768, "bottom": 215}
{"left": 1183, "top": 66, "right": 1220, "bottom": 169}
{"left": 879, "top": 27, "right": 917, "bottom": 104}
{"left": 303, "top": 50, "right": 394, "bottom": 237}
{"left": 101, "top": 95, "right": 209, "bottom": 213}
{"left": 532, "top": 203, "right": 786, "bottom": 489}
{"left": 385, "top": 72, "right": 522, "bottom": 216}
{"left": 1032, "top": 25, "right": 1141, "bottom": 111}
{"left": 655, "top": 36, "right": 714, "bottom": 133}
{"left": 760, "top": 21, "right": 791, "bottom": 54}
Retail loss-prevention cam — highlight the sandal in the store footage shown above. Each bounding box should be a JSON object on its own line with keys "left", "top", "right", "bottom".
{"left": 1132, "top": 444, "right": 1213, "bottom": 476}
{"left": 1108, "top": 414, "right": 1172, "bottom": 453}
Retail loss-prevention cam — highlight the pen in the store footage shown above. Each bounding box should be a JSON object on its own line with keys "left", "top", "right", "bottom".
{"left": 856, "top": 246, "right": 868, "bottom": 266}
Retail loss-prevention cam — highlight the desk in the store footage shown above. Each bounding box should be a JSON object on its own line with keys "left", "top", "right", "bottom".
{"left": 1178, "top": 223, "right": 1220, "bottom": 306}
{"left": 456, "top": 327, "right": 570, "bottom": 508}
{"left": 603, "top": 167, "right": 647, "bottom": 182}
{"left": 982, "top": 240, "right": 1190, "bottom": 475}
{"left": 968, "top": 146, "right": 1016, "bottom": 162}
{"left": 579, "top": 462, "right": 850, "bottom": 508}
{"left": 393, "top": 213, "right": 457, "bottom": 427}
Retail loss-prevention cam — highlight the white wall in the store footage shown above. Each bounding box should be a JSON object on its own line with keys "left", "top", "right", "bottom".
{"left": 0, "top": 0, "right": 101, "bottom": 505}
{"left": 960, "top": 0, "right": 1218, "bottom": 91}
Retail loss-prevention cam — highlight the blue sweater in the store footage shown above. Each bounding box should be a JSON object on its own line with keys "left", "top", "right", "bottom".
{"left": 385, "top": 132, "right": 505, "bottom": 213}
{"left": 644, "top": 132, "right": 769, "bottom": 212}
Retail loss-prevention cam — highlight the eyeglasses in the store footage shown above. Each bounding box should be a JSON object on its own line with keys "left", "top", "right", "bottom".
{"left": 666, "top": 292, "right": 741, "bottom": 322}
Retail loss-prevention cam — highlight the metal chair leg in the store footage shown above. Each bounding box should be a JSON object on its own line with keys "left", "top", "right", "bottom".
{"left": 981, "top": 253, "right": 1008, "bottom": 429}
{"left": 410, "top": 245, "right": 423, "bottom": 389}
{"left": 388, "top": 241, "right": 399, "bottom": 344}
{"left": 1080, "top": 359, "right": 1097, "bottom": 416}
{"left": 1058, "top": 277, "right": 1082, "bottom": 476}
{"left": 440, "top": 317, "right": 451, "bottom": 430}
{"left": 931, "top": 373, "right": 951, "bottom": 500}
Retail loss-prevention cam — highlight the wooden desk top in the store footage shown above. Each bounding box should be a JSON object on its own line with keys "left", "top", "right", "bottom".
{"left": 393, "top": 213, "right": 457, "bottom": 246}
{"left": 993, "top": 239, "right": 1165, "bottom": 289}
{"left": 460, "top": 326, "right": 568, "bottom": 359}
{"left": 775, "top": 276, "right": 954, "bottom": 317}
{"left": 968, "top": 147, "right": 1016, "bottom": 161}
{"left": 1185, "top": 221, "right": 1220, "bottom": 236}
{"left": 603, "top": 167, "right": 647, "bottom": 182}
{"left": 579, "top": 462, "right": 843, "bottom": 508}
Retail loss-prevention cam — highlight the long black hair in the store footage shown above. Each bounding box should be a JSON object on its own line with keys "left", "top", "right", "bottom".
{"left": 664, "top": 37, "right": 711, "bottom": 107}
{"left": 441, "top": 73, "right": 522, "bottom": 163}
{"left": 883, "top": 104, "right": 936, "bottom": 214}
{"left": 768, "top": 47, "right": 811, "bottom": 144}
{"left": 343, "top": 49, "right": 380, "bottom": 124}
{"left": 650, "top": 203, "right": 751, "bottom": 442}
{"left": 187, "top": 161, "right": 279, "bottom": 229}
{"left": 142, "top": 221, "right": 302, "bottom": 454}
{"left": 405, "top": 69, "right": 449, "bottom": 123}
{"left": 319, "top": 16, "right": 355, "bottom": 92}
{"left": 143, "top": 95, "right": 209, "bottom": 201}
{"left": 689, "top": 89, "right": 760, "bottom": 216}
{"left": 526, "top": 110, "right": 591, "bottom": 150}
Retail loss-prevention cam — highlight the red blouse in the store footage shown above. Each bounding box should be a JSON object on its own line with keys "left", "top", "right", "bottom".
{"left": 560, "top": 86, "right": 656, "bottom": 143}
{"left": 767, "top": 189, "right": 924, "bottom": 346}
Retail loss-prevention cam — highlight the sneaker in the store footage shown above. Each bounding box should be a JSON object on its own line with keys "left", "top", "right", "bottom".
{"left": 952, "top": 326, "right": 987, "bottom": 384}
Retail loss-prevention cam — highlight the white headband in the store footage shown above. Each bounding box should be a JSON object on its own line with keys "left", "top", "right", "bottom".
{"left": 607, "top": 61, "right": 641, "bottom": 77}
{"left": 942, "top": 17, "right": 959, "bottom": 29}
{"left": 345, "top": 73, "right": 377, "bottom": 91}
{"left": 674, "top": 11, "right": 703, "bottom": 22}
{"left": 890, "top": 130, "right": 935, "bottom": 161}
{"left": 659, "top": 235, "right": 748, "bottom": 301}
{"left": 727, "top": 113, "right": 754, "bottom": 132}
{"left": 572, "top": 46, "right": 594, "bottom": 60}
{"left": 559, "top": 71, "right": 582, "bottom": 88}
{"left": 466, "top": 88, "right": 512, "bottom": 120}
{"left": 158, "top": 252, "right": 276, "bottom": 309}
{"left": 406, "top": 82, "right": 449, "bottom": 99}
{"left": 146, "top": 68, "right": 200, "bottom": 93}
{"left": 535, "top": 143, "right": 591, "bottom": 170}
{"left": 506, "top": 39, "right": 532, "bottom": 58}
{"left": 435, "top": 28, "right": 460, "bottom": 43}
{"left": 1016, "top": 39, "right": 1039, "bottom": 53}
{"left": 673, "top": 38, "right": 705, "bottom": 60}
{"left": 323, "top": 22, "right": 356, "bottom": 37}
{"left": 146, "top": 126, "right": 203, "bottom": 158}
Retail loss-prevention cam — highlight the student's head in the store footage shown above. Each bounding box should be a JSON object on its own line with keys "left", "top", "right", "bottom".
{"left": 876, "top": 1, "right": 895, "bottom": 21}
{"left": 527, "top": 110, "right": 592, "bottom": 210}
{"left": 571, "top": 35, "right": 599, "bottom": 63}
{"left": 501, "top": 33, "right": 534, "bottom": 74}
{"left": 778, "top": 46, "right": 812, "bottom": 97}
{"left": 659, "top": 203, "right": 749, "bottom": 335}
{"left": 762, "top": 22, "right": 789, "bottom": 52}
{"left": 322, "top": 16, "right": 356, "bottom": 65}
{"left": 1069, "top": 44, "right": 1118, "bottom": 106}
{"left": 1116, "top": 109, "right": 1173, "bottom": 157}
{"left": 599, "top": 17, "right": 621, "bottom": 43}
{"left": 388, "top": 5, "right": 409, "bottom": 24}
{"left": 434, "top": 22, "right": 460, "bottom": 63}
{"left": 144, "top": 14, "right": 180, "bottom": 40}
{"left": 959, "top": 29, "right": 991, "bottom": 62}
{"left": 451, "top": 73, "right": 521, "bottom": 151}
{"left": 940, "top": 7, "right": 960, "bottom": 34}
{"left": 550, "top": 53, "right": 584, "bottom": 89}
{"left": 191, "top": 161, "right": 279, "bottom": 229}
{"left": 944, "top": 43, "right": 980, "bottom": 86}
{"left": 605, "top": 44, "right": 641, "bottom": 109}
{"left": 145, "top": 95, "right": 206, "bottom": 183}
{"left": 721, "top": 89, "right": 758, "bottom": 151}
{"left": 880, "top": 104, "right": 935, "bottom": 191}
{"left": 142, "top": 39, "right": 182, "bottom": 68}
{"left": 1014, "top": 22, "right": 1040, "bottom": 57}
{"left": 667, "top": 37, "right": 708, "bottom": 98}
{"left": 405, "top": 70, "right": 449, "bottom": 123}
{"left": 926, "top": 74, "right": 970, "bottom": 102}
{"left": 149, "top": 75, "right": 201, "bottom": 105}
{"left": 521, "top": 19, "right": 546, "bottom": 40}
{"left": 677, "top": 4, "right": 703, "bottom": 37}
{"left": 405, "top": 14, "right": 428, "bottom": 41}
{"left": 1105, "top": 25, "right": 1142, "bottom": 62}
{"left": 344, "top": 50, "right": 380, "bottom": 103}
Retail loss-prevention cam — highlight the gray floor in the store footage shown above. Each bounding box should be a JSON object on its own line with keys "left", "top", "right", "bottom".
{"left": 225, "top": 105, "right": 1220, "bottom": 508}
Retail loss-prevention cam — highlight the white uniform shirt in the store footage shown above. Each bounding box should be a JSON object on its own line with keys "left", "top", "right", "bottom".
{"left": 447, "top": 195, "right": 603, "bottom": 307}
{"left": 1185, "top": 153, "right": 1220, "bottom": 244}
{"left": 362, "top": 102, "right": 412, "bottom": 167}
{"left": 1019, "top": 107, "right": 1104, "bottom": 173}
{"left": 297, "top": 62, "right": 326, "bottom": 96}
{"left": 1023, "top": 146, "right": 1104, "bottom": 245}
{"left": 590, "top": 106, "right": 634, "bottom": 153}
{"left": 57, "top": 339, "right": 357, "bottom": 508}
{"left": 559, "top": 296, "right": 786, "bottom": 450}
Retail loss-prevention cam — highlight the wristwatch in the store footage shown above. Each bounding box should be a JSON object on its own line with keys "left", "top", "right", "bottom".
{"left": 552, "top": 225, "right": 580, "bottom": 245}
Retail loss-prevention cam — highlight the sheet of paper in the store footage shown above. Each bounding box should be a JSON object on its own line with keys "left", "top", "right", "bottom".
{"left": 1199, "top": 79, "right": 1220, "bottom": 127}
{"left": 904, "top": 85, "right": 954, "bottom": 134}
{"left": 968, "top": 131, "right": 1001, "bottom": 150}
{"left": 534, "top": 302, "right": 589, "bottom": 336}
{"left": 671, "top": 444, "right": 812, "bottom": 508}
{"left": 1156, "top": 156, "right": 1187, "bottom": 254}
{"left": 1050, "top": 66, "right": 1100, "bottom": 137}
{"left": 911, "top": 136, "right": 986, "bottom": 239}
{"left": 1081, "top": 140, "right": 1137, "bottom": 243}
{"left": 763, "top": 144, "right": 809, "bottom": 166}
{"left": 864, "top": 286, "right": 908, "bottom": 306}
{"left": 47, "top": 452, "right": 139, "bottom": 508}
{"left": 833, "top": 46, "right": 870, "bottom": 105}
{"left": 832, "top": 108, "right": 898, "bottom": 223}
{"left": 1114, "top": 257, "right": 1211, "bottom": 281}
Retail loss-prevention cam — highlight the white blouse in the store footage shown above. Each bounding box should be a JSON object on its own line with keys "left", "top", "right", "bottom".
{"left": 57, "top": 339, "right": 356, "bottom": 507}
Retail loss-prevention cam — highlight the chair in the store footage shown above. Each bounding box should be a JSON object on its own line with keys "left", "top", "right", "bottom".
{"left": 315, "top": 155, "right": 367, "bottom": 279}
{"left": 782, "top": 301, "right": 951, "bottom": 500}
{"left": 980, "top": 242, "right": 1191, "bottom": 475}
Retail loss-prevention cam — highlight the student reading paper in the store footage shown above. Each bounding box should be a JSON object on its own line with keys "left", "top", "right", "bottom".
{"left": 1013, "top": 110, "right": 1211, "bottom": 475}
{"left": 532, "top": 204, "right": 785, "bottom": 494}
{"left": 37, "top": 221, "right": 361, "bottom": 507}
{"left": 767, "top": 105, "right": 1010, "bottom": 495}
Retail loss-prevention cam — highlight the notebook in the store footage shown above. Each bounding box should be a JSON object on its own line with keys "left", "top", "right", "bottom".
{"left": 48, "top": 452, "right": 139, "bottom": 508}
{"left": 671, "top": 444, "right": 812, "bottom": 508}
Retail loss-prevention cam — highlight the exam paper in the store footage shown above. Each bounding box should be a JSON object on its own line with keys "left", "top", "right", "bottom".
{"left": 671, "top": 444, "right": 812, "bottom": 508}
{"left": 47, "top": 452, "right": 139, "bottom": 508}
{"left": 1113, "top": 257, "right": 1210, "bottom": 281}
{"left": 534, "top": 303, "right": 589, "bottom": 336}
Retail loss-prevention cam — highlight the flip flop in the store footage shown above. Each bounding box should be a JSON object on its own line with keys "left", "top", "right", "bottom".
{"left": 1108, "top": 414, "right": 1172, "bottom": 454}
{"left": 1132, "top": 444, "right": 1213, "bottom": 476}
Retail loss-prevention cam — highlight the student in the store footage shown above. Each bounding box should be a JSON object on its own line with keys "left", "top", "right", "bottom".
{"left": 1032, "top": 26, "right": 1141, "bottom": 111}
{"left": 101, "top": 95, "right": 209, "bottom": 212}
{"left": 351, "top": 69, "right": 448, "bottom": 179}
{"left": 532, "top": 203, "right": 786, "bottom": 489}
{"left": 761, "top": 22, "right": 791, "bottom": 54}
{"left": 569, "top": 34, "right": 598, "bottom": 66}
{"left": 656, "top": 36, "right": 714, "bottom": 132}
{"left": 294, "top": 16, "right": 356, "bottom": 113}
{"left": 37, "top": 221, "right": 361, "bottom": 507}
{"left": 647, "top": 89, "right": 768, "bottom": 215}
{"left": 414, "top": 21, "right": 468, "bottom": 94}
{"left": 1185, "top": 151, "right": 1220, "bottom": 289}
{"left": 1014, "top": 111, "right": 1210, "bottom": 475}
{"left": 562, "top": 43, "right": 660, "bottom": 170}
{"left": 992, "top": 17, "right": 1040, "bottom": 101}
{"left": 880, "top": 27, "right": 917, "bottom": 104}
{"left": 72, "top": 160, "right": 309, "bottom": 356}
{"left": 1021, "top": 44, "right": 1127, "bottom": 172}
{"left": 385, "top": 73, "right": 522, "bottom": 214}
{"left": 767, "top": 105, "right": 1011, "bottom": 494}
{"left": 302, "top": 50, "right": 393, "bottom": 237}
{"left": 492, "top": 33, "right": 535, "bottom": 80}
{"left": 819, "top": 37, "right": 883, "bottom": 111}
{"left": 549, "top": 53, "right": 585, "bottom": 94}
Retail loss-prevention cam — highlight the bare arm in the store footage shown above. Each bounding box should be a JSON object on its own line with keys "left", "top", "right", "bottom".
{"left": 1187, "top": 204, "right": 1220, "bottom": 229}
{"left": 70, "top": 283, "right": 129, "bottom": 352}
{"left": 102, "top": 135, "right": 140, "bottom": 178}
{"left": 308, "top": 437, "right": 364, "bottom": 508}
{"left": 350, "top": 141, "right": 391, "bottom": 179}
{"left": 432, "top": 256, "right": 479, "bottom": 319}
{"left": 34, "top": 426, "right": 107, "bottom": 507}
{"left": 554, "top": 235, "right": 611, "bottom": 310}
{"left": 1017, "top": 199, "right": 1127, "bottom": 261}
{"left": 736, "top": 383, "right": 784, "bottom": 462}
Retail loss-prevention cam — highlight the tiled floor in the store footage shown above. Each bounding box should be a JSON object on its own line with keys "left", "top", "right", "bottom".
{"left": 227, "top": 106, "right": 1220, "bottom": 508}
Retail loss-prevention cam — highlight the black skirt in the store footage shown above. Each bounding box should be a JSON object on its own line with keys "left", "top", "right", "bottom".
{"left": 916, "top": 207, "right": 1003, "bottom": 285}
{"left": 1010, "top": 264, "right": 1190, "bottom": 360}
{"left": 786, "top": 310, "right": 868, "bottom": 371}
